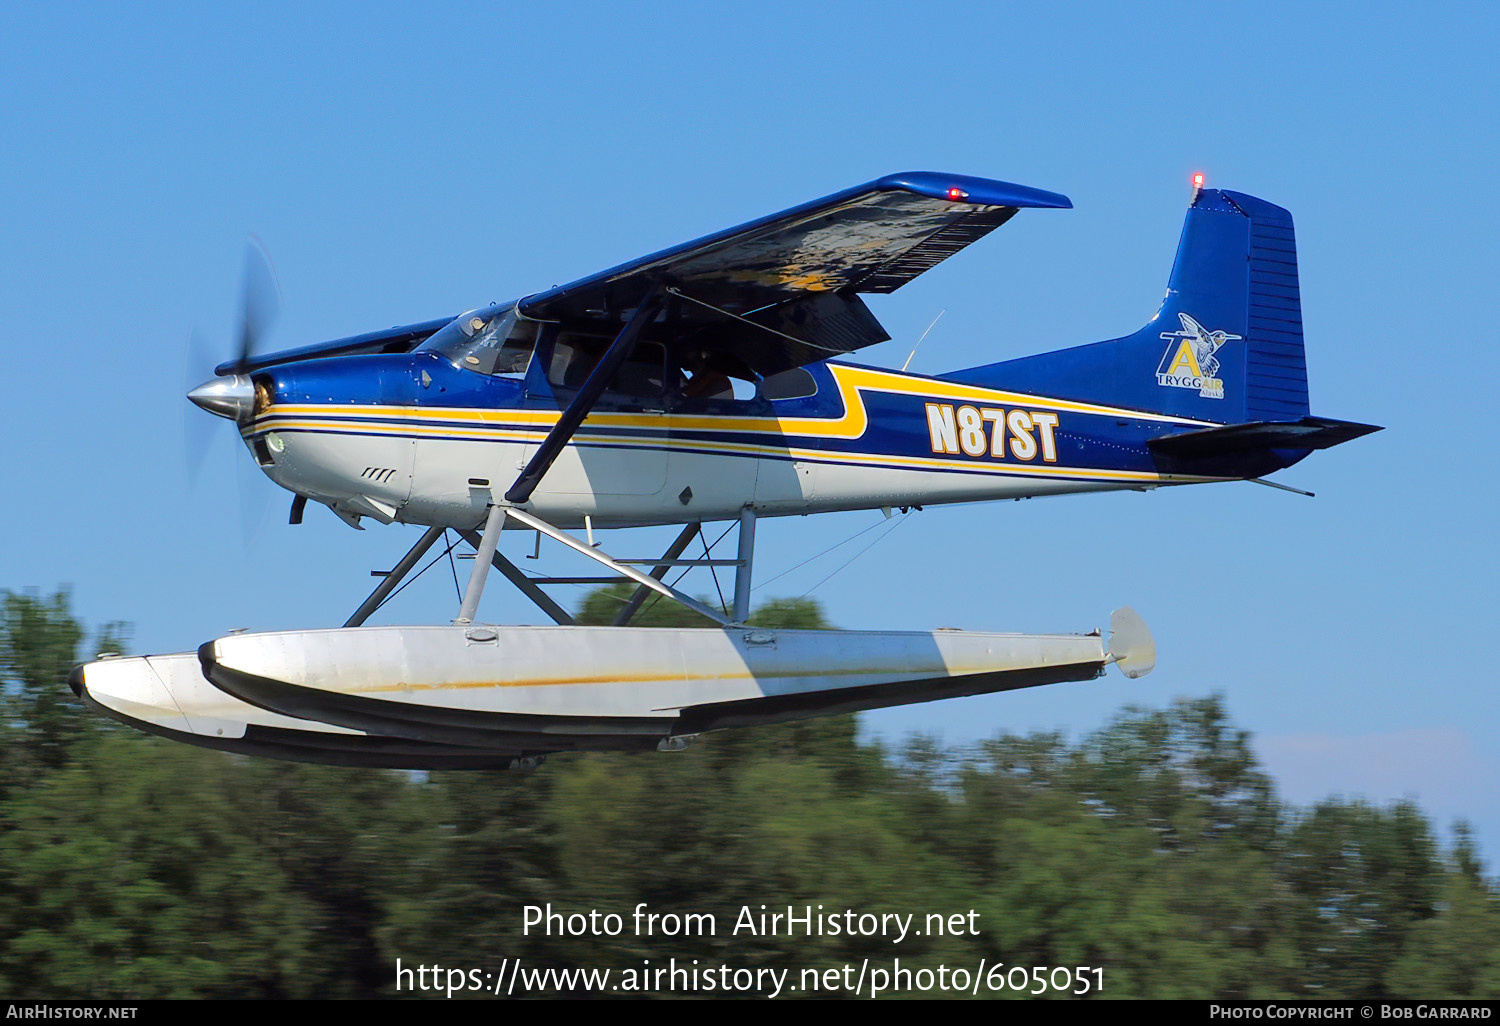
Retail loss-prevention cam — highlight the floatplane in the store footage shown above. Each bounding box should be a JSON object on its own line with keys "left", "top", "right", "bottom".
{"left": 72, "top": 172, "right": 1377, "bottom": 769}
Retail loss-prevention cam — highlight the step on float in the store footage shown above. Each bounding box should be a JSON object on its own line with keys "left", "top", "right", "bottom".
{"left": 71, "top": 609, "right": 1154, "bottom": 768}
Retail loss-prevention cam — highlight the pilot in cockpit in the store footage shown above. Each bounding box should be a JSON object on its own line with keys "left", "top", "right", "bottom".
{"left": 675, "top": 349, "right": 732, "bottom": 401}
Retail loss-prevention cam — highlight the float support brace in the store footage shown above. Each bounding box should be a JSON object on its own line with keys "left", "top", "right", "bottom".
{"left": 455, "top": 504, "right": 508, "bottom": 624}
{"left": 343, "top": 525, "right": 447, "bottom": 628}
{"left": 733, "top": 506, "right": 756, "bottom": 623}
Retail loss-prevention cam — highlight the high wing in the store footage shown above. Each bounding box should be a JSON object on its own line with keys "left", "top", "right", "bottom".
{"left": 517, "top": 172, "right": 1071, "bottom": 377}
{"left": 219, "top": 173, "right": 1069, "bottom": 378}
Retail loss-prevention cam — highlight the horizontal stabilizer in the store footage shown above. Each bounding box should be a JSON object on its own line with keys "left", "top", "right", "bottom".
{"left": 1150, "top": 416, "right": 1382, "bottom": 460}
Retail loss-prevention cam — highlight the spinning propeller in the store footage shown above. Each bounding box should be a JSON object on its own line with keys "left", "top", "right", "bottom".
{"left": 184, "top": 238, "right": 284, "bottom": 542}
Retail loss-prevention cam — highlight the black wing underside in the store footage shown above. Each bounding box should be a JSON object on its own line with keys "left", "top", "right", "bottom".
{"left": 518, "top": 172, "right": 1070, "bottom": 376}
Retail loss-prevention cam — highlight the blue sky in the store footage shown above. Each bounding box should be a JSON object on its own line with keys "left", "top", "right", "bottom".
{"left": 3, "top": 3, "right": 1497, "bottom": 854}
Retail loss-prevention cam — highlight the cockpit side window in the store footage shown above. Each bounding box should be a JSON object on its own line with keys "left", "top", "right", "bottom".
{"left": 418, "top": 305, "right": 537, "bottom": 379}
{"left": 461, "top": 314, "right": 537, "bottom": 378}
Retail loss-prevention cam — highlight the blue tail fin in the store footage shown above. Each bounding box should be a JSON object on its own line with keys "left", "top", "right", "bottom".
{"left": 947, "top": 188, "right": 1310, "bottom": 424}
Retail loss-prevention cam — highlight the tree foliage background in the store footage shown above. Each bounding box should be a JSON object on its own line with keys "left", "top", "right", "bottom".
{"left": 1, "top": 585, "right": 1497, "bottom": 999}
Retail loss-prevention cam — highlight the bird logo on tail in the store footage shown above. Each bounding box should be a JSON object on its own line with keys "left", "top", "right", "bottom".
{"left": 1155, "top": 313, "right": 1242, "bottom": 399}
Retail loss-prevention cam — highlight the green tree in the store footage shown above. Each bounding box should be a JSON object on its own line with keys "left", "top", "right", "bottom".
{"left": 1281, "top": 799, "right": 1442, "bottom": 998}
{"left": 235, "top": 760, "right": 443, "bottom": 997}
{"left": 0, "top": 588, "right": 127, "bottom": 789}
{"left": 0, "top": 738, "right": 318, "bottom": 998}
{"left": 378, "top": 769, "right": 570, "bottom": 986}
{"left": 1387, "top": 824, "right": 1500, "bottom": 998}
{"left": 574, "top": 582, "right": 720, "bottom": 628}
{"left": 1061, "top": 696, "right": 1280, "bottom": 850}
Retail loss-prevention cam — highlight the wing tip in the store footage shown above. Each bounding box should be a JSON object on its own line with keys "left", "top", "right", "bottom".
{"left": 876, "top": 171, "right": 1072, "bottom": 210}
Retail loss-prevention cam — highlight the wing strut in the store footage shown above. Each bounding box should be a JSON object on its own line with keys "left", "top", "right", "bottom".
{"left": 505, "top": 288, "right": 664, "bottom": 505}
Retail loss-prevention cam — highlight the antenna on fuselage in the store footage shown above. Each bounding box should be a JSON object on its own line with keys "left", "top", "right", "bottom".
{"left": 901, "top": 309, "right": 946, "bottom": 373}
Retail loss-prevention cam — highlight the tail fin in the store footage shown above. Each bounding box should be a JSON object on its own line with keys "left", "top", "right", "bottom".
{"left": 948, "top": 188, "right": 1311, "bottom": 424}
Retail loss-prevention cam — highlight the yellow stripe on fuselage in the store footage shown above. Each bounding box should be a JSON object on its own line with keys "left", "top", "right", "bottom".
{"left": 248, "top": 364, "right": 1224, "bottom": 485}
{"left": 256, "top": 363, "right": 1213, "bottom": 442}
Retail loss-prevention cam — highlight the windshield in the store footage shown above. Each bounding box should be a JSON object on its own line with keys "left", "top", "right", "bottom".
{"left": 418, "top": 304, "right": 538, "bottom": 377}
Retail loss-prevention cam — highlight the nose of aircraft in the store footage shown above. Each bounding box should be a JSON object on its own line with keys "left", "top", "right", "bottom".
{"left": 188, "top": 375, "right": 255, "bottom": 422}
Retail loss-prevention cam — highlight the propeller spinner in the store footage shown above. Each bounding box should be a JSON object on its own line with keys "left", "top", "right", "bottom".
{"left": 187, "top": 374, "right": 255, "bottom": 422}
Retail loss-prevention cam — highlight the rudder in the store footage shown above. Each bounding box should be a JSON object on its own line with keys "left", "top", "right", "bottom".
{"left": 1222, "top": 189, "right": 1310, "bottom": 422}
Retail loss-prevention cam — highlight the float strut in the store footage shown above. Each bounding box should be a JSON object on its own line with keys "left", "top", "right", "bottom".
{"left": 455, "top": 504, "right": 508, "bottom": 624}
{"left": 502, "top": 506, "right": 731, "bottom": 626}
{"left": 343, "top": 525, "right": 447, "bottom": 628}
{"left": 613, "top": 522, "right": 700, "bottom": 626}
{"left": 733, "top": 506, "right": 755, "bottom": 623}
{"left": 457, "top": 529, "right": 575, "bottom": 626}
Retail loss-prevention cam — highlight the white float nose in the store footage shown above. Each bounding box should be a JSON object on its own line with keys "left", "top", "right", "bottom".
{"left": 188, "top": 374, "right": 254, "bottom": 422}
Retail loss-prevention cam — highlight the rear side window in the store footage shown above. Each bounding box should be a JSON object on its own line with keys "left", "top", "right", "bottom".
{"left": 760, "top": 367, "right": 818, "bottom": 401}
